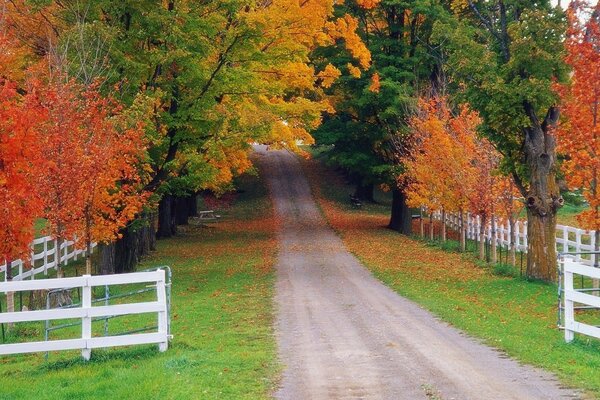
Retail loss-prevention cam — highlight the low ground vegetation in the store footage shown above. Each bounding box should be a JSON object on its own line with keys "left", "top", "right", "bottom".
{"left": 0, "top": 173, "right": 279, "bottom": 400}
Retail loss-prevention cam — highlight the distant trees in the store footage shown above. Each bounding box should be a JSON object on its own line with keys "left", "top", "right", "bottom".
{"left": 311, "top": 0, "right": 444, "bottom": 234}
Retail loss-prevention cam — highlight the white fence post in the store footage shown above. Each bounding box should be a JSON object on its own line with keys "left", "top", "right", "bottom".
{"left": 563, "top": 259, "right": 575, "bottom": 343}
{"left": 82, "top": 275, "right": 92, "bottom": 361}
{"left": 156, "top": 269, "right": 169, "bottom": 352}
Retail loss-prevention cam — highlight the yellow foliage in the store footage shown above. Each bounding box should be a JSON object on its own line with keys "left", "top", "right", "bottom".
{"left": 326, "top": 15, "right": 372, "bottom": 69}
{"left": 319, "top": 64, "right": 342, "bottom": 88}
{"left": 347, "top": 63, "right": 362, "bottom": 78}
{"left": 356, "top": 0, "right": 382, "bottom": 10}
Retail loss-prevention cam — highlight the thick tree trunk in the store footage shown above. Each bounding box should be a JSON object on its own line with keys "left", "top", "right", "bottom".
{"left": 354, "top": 182, "right": 375, "bottom": 202}
{"left": 523, "top": 104, "right": 563, "bottom": 281}
{"left": 188, "top": 194, "right": 198, "bottom": 217}
{"left": 99, "top": 213, "right": 156, "bottom": 275}
{"left": 114, "top": 228, "right": 139, "bottom": 274}
{"left": 388, "top": 189, "right": 412, "bottom": 235}
{"left": 175, "top": 196, "right": 190, "bottom": 225}
{"left": 419, "top": 208, "right": 425, "bottom": 238}
{"left": 157, "top": 194, "right": 177, "bottom": 238}
{"left": 100, "top": 243, "right": 116, "bottom": 275}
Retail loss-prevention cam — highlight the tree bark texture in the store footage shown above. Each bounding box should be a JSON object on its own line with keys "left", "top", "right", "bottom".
{"left": 388, "top": 189, "right": 412, "bottom": 235}
{"left": 157, "top": 194, "right": 177, "bottom": 238}
{"left": 523, "top": 104, "right": 563, "bottom": 281}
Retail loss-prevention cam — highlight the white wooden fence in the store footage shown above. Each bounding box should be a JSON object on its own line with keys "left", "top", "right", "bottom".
{"left": 0, "top": 269, "right": 169, "bottom": 360}
{"left": 0, "top": 237, "right": 96, "bottom": 282}
{"left": 561, "top": 257, "right": 600, "bottom": 342}
{"left": 433, "top": 212, "right": 598, "bottom": 263}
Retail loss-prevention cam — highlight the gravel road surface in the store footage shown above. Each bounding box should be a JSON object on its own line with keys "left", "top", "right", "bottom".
{"left": 257, "top": 146, "right": 578, "bottom": 400}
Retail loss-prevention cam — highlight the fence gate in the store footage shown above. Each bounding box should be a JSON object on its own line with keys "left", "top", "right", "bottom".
{"left": 559, "top": 254, "right": 600, "bottom": 342}
{"left": 0, "top": 269, "right": 171, "bottom": 360}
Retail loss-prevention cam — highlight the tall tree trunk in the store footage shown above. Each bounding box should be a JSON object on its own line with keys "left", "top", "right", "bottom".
{"left": 509, "top": 216, "right": 517, "bottom": 267}
{"left": 188, "top": 194, "right": 198, "bottom": 217}
{"left": 460, "top": 210, "right": 466, "bottom": 252}
{"left": 523, "top": 104, "right": 563, "bottom": 281}
{"left": 114, "top": 228, "right": 139, "bottom": 274}
{"left": 441, "top": 209, "right": 447, "bottom": 242}
{"left": 175, "top": 196, "right": 190, "bottom": 225}
{"left": 388, "top": 189, "right": 412, "bottom": 235}
{"left": 429, "top": 212, "right": 434, "bottom": 241}
{"left": 100, "top": 243, "right": 116, "bottom": 275}
{"left": 479, "top": 216, "right": 486, "bottom": 261}
{"left": 99, "top": 213, "right": 156, "bottom": 275}
{"left": 157, "top": 194, "right": 177, "bottom": 238}
{"left": 355, "top": 182, "right": 375, "bottom": 202}
{"left": 491, "top": 215, "right": 497, "bottom": 264}
{"left": 420, "top": 208, "right": 425, "bottom": 238}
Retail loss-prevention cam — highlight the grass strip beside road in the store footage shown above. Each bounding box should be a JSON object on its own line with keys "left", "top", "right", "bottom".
{"left": 0, "top": 170, "right": 279, "bottom": 400}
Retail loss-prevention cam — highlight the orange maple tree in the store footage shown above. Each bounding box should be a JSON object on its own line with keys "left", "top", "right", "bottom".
{"left": 403, "top": 96, "right": 479, "bottom": 247}
{"left": 36, "top": 79, "right": 149, "bottom": 275}
{"left": 0, "top": 80, "right": 43, "bottom": 269}
{"left": 556, "top": 1, "right": 600, "bottom": 252}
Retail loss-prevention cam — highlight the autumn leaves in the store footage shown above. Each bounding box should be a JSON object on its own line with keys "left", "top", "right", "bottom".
{"left": 0, "top": 79, "right": 148, "bottom": 276}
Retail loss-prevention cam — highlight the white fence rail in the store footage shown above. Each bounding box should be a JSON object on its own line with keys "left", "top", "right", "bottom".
{"left": 0, "top": 270, "right": 170, "bottom": 360}
{"left": 433, "top": 212, "right": 597, "bottom": 263}
{"left": 0, "top": 237, "right": 96, "bottom": 282}
{"left": 561, "top": 258, "right": 600, "bottom": 342}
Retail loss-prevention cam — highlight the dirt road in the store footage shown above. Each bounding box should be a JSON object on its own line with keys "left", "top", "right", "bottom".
{"left": 257, "top": 147, "right": 578, "bottom": 400}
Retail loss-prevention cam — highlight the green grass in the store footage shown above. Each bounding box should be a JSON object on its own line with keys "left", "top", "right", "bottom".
{"left": 0, "top": 172, "right": 279, "bottom": 400}
{"left": 557, "top": 202, "right": 589, "bottom": 228}
{"left": 304, "top": 155, "right": 600, "bottom": 398}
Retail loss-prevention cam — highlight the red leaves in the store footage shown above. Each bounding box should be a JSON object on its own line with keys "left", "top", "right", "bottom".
{"left": 0, "top": 77, "right": 149, "bottom": 266}
{"left": 0, "top": 80, "right": 44, "bottom": 261}
{"left": 556, "top": 1, "right": 600, "bottom": 231}
{"left": 35, "top": 79, "right": 149, "bottom": 249}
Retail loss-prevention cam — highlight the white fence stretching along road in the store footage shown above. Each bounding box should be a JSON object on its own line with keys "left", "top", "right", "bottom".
{"left": 434, "top": 212, "right": 600, "bottom": 343}
{"left": 435, "top": 212, "right": 599, "bottom": 265}
{"left": 0, "top": 269, "right": 170, "bottom": 360}
{"left": 0, "top": 236, "right": 96, "bottom": 282}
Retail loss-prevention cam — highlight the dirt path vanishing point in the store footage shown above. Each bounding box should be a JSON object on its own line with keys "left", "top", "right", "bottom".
{"left": 256, "top": 146, "right": 579, "bottom": 400}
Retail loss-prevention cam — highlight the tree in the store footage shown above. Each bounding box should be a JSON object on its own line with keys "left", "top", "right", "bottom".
{"left": 556, "top": 0, "right": 600, "bottom": 264}
{"left": 5, "top": 0, "right": 360, "bottom": 272}
{"left": 402, "top": 96, "right": 479, "bottom": 247}
{"left": 312, "top": 0, "right": 446, "bottom": 234}
{"left": 0, "top": 79, "right": 44, "bottom": 313}
{"left": 36, "top": 79, "right": 148, "bottom": 275}
{"left": 468, "top": 138, "right": 500, "bottom": 261}
{"left": 435, "top": 1, "right": 568, "bottom": 280}
{"left": 495, "top": 176, "right": 524, "bottom": 266}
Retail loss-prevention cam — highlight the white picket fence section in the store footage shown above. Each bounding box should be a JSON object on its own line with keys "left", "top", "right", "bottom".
{"left": 561, "top": 258, "right": 600, "bottom": 342}
{"left": 0, "top": 237, "right": 96, "bottom": 282}
{"left": 0, "top": 270, "right": 170, "bottom": 360}
{"left": 432, "top": 212, "right": 598, "bottom": 263}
